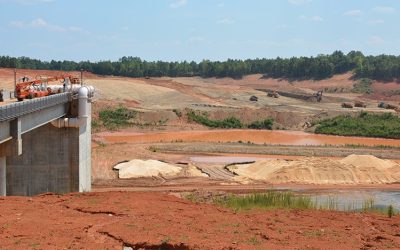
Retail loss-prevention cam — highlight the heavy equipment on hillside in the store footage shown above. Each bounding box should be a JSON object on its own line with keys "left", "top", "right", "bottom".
{"left": 341, "top": 102, "right": 353, "bottom": 109}
{"left": 354, "top": 101, "right": 367, "bottom": 108}
{"left": 313, "top": 90, "right": 323, "bottom": 102}
{"left": 15, "top": 74, "right": 81, "bottom": 101}
{"left": 267, "top": 90, "right": 279, "bottom": 98}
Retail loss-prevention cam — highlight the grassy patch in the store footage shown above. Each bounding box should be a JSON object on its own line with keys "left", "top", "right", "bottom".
{"left": 245, "top": 236, "right": 261, "bottom": 245}
{"left": 352, "top": 78, "right": 373, "bottom": 94}
{"left": 315, "top": 112, "right": 400, "bottom": 139}
{"left": 96, "top": 105, "right": 137, "bottom": 130}
{"left": 187, "top": 190, "right": 399, "bottom": 217}
{"left": 215, "top": 191, "right": 316, "bottom": 211}
{"left": 187, "top": 110, "right": 273, "bottom": 129}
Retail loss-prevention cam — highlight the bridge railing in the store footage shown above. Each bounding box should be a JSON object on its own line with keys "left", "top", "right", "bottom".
{"left": 0, "top": 93, "right": 71, "bottom": 122}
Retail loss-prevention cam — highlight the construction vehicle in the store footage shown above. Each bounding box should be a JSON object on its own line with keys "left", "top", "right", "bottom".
{"left": 267, "top": 90, "right": 279, "bottom": 98}
{"left": 378, "top": 102, "right": 399, "bottom": 110}
{"left": 341, "top": 102, "right": 353, "bottom": 109}
{"left": 249, "top": 95, "right": 258, "bottom": 102}
{"left": 15, "top": 74, "right": 80, "bottom": 101}
{"left": 314, "top": 90, "right": 323, "bottom": 102}
{"left": 354, "top": 101, "right": 367, "bottom": 108}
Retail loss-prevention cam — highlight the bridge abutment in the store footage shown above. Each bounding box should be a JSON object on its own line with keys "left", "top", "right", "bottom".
{"left": 5, "top": 123, "right": 81, "bottom": 195}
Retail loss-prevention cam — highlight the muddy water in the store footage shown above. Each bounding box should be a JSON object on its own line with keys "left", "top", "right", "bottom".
{"left": 100, "top": 130, "right": 400, "bottom": 147}
{"left": 291, "top": 189, "right": 400, "bottom": 211}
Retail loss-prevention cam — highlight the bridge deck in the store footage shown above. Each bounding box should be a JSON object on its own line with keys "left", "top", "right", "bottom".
{"left": 0, "top": 93, "right": 71, "bottom": 122}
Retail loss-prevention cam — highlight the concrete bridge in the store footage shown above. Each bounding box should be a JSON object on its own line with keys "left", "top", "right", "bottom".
{"left": 0, "top": 86, "right": 94, "bottom": 196}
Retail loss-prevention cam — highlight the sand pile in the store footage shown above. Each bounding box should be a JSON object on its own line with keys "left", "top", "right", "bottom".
{"left": 228, "top": 155, "right": 400, "bottom": 185}
{"left": 186, "top": 163, "right": 209, "bottom": 177}
{"left": 340, "top": 154, "right": 398, "bottom": 169}
{"left": 114, "top": 160, "right": 182, "bottom": 179}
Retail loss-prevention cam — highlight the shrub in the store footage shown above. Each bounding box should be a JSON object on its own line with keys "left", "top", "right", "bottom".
{"left": 248, "top": 119, "right": 273, "bottom": 130}
{"left": 388, "top": 205, "right": 394, "bottom": 218}
{"left": 352, "top": 78, "right": 373, "bottom": 94}
{"left": 315, "top": 112, "right": 400, "bottom": 139}
{"left": 98, "top": 105, "right": 137, "bottom": 130}
{"left": 172, "top": 109, "right": 182, "bottom": 118}
{"left": 187, "top": 110, "right": 243, "bottom": 128}
{"left": 187, "top": 109, "right": 273, "bottom": 130}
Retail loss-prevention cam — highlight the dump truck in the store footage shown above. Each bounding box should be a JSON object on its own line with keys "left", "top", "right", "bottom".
{"left": 249, "top": 95, "right": 258, "bottom": 102}
{"left": 354, "top": 101, "right": 367, "bottom": 108}
{"left": 378, "top": 102, "right": 399, "bottom": 110}
{"left": 267, "top": 91, "right": 279, "bottom": 98}
{"left": 341, "top": 102, "right": 353, "bottom": 108}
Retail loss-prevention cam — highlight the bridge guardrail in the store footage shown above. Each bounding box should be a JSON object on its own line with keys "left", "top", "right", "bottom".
{"left": 0, "top": 93, "right": 71, "bottom": 122}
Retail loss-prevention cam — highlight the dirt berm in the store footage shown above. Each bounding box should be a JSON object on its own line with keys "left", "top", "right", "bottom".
{"left": 228, "top": 155, "right": 400, "bottom": 184}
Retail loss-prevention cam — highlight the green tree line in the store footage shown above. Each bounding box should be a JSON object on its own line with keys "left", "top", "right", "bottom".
{"left": 1, "top": 51, "right": 399, "bottom": 81}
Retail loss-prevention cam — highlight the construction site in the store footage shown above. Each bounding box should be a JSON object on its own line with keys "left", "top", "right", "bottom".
{"left": 0, "top": 67, "right": 399, "bottom": 249}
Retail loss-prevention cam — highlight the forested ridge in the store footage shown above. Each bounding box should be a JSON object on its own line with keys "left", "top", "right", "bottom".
{"left": 1, "top": 51, "right": 399, "bottom": 81}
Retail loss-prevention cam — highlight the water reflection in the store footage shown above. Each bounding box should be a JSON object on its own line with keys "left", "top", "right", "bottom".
{"left": 290, "top": 189, "right": 400, "bottom": 211}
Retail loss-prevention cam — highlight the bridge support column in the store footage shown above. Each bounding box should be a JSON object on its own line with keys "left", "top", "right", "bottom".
{"left": 78, "top": 102, "right": 91, "bottom": 192}
{"left": 0, "top": 156, "right": 5, "bottom": 196}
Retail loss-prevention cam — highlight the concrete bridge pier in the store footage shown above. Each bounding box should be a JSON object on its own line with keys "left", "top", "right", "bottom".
{"left": 0, "top": 86, "right": 94, "bottom": 196}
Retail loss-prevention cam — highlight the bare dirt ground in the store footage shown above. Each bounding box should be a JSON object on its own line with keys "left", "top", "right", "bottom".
{"left": 1, "top": 191, "right": 399, "bottom": 250}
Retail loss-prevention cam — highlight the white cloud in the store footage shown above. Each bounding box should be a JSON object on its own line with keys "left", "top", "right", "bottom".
{"left": 217, "top": 18, "right": 235, "bottom": 25}
{"left": 368, "top": 36, "right": 385, "bottom": 45}
{"left": 8, "top": 18, "right": 83, "bottom": 33}
{"left": 288, "top": 0, "right": 311, "bottom": 5}
{"left": 31, "top": 18, "right": 47, "bottom": 27}
{"left": 368, "top": 19, "right": 384, "bottom": 25}
{"left": 299, "top": 15, "right": 323, "bottom": 22}
{"left": 170, "top": 0, "right": 187, "bottom": 8}
{"left": 373, "top": 6, "right": 395, "bottom": 13}
{"left": 343, "top": 9, "right": 362, "bottom": 17}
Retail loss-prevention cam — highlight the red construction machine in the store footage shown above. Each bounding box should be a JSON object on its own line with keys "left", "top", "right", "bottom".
{"left": 15, "top": 74, "right": 80, "bottom": 101}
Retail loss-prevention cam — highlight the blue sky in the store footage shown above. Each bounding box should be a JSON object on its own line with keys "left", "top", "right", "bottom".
{"left": 0, "top": 0, "right": 399, "bottom": 62}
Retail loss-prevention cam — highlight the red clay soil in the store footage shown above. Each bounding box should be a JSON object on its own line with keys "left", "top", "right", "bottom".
{"left": 1, "top": 192, "right": 399, "bottom": 249}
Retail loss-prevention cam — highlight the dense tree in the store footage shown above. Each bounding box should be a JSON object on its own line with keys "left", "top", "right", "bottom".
{"left": 0, "top": 51, "right": 399, "bottom": 81}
